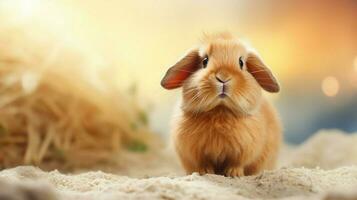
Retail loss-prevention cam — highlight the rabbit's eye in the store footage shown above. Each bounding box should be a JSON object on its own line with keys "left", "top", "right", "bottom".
{"left": 202, "top": 57, "right": 209, "bottom": 68}
{"left": 239, "top": 56, "right": 244, "bottom": 69}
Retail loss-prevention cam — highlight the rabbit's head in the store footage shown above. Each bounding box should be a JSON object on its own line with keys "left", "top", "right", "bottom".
{"left": 161, "top": 33, "right": 280, "bottom": 114}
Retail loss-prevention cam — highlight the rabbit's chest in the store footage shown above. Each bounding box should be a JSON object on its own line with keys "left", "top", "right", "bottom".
{"left": 188, "top": 121, "right": 259, "bottom": 167}
{"left": 197, "top": 129, "right": 241, "bottom": 161}
{"left": 176, "top": 110, "right": 263, "bottom": 168}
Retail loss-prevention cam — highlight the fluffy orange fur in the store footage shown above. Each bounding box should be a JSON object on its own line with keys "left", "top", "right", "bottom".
{"left": 162, "top": 33, "right": 282, "bottom": 177}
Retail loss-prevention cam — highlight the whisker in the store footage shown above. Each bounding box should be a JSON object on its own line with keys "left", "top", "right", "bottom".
{"left": 188, "top": 92, "right": 203, "bottom": 118}
{"left": 185, "top": 90, "right": 201, "bottom": 105}
{"left": 236, "top": 91, "right": 251, "bottom": 114}
{"left": 196, "top": 92, "right": 206, "bottom": 109}
{"left": 190, "top": 93, "right": 201, "bottom": 104}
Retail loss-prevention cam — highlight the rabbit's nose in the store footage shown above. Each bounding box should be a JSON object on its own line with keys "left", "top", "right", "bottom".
{"left": 215, "top": 72, "right": 231, "bottom": 83}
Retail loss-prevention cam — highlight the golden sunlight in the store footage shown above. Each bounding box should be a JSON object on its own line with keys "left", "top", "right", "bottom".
{"left": 1, "top": 1, "right": 357, "bottom": 199}
{"left": 2, "top": 0, "right": 42, "bottom": 18}
{"left": 18, "top": 0, "right": 40, "bottom": 17}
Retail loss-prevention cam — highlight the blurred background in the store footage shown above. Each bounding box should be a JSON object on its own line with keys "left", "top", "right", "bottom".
{"left": 1, "top": 0, "right": 357, "bottom": 144}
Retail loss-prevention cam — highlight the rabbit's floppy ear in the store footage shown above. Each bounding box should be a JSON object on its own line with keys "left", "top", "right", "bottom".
{"left": 246, "top": 52, "right": 280, "bottom": 93}
{"left": 161, "top": 49, "right": 201, "bottom": 89}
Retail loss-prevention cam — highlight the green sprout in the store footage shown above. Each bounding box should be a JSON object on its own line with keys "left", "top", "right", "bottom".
{"left": 127, "top": 140, "right": 148, "bottom": 152}
{"left": 138, "top": 110, "right": 148, "bottom": 125}
{"left": 128, "top": 83, "right": 138, "bottom": 97}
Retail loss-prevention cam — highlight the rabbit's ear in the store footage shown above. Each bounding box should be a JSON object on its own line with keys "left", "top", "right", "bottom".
{"left": 246, "top": 52, "right": 280, "bottom": 93}
{"left": 161, "top": 49, "right": 201, "bottom": 89}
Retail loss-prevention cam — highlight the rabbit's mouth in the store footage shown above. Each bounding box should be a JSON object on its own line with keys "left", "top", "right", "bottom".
{"left": 217, "top": 81, "right": 229, "bottom": 99}
{"left": 219, "top": 93, "right": 227, "bottom": 98}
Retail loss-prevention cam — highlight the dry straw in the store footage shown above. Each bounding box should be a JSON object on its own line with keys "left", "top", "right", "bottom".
{"left": 0, "top": 14, "right": 157, "bottom": 171}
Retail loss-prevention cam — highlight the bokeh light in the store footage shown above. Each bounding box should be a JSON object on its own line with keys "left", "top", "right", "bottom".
{"left": 321, "top": 76, "right": 340, "bottom": 97}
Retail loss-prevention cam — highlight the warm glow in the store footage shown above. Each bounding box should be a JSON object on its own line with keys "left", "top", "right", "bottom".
{"left": 1, "top": 0, "right": 356, "bottom": 102}
{"left": 19, "top": 0, "right": 41, "bottom": 17}
{"left": 322, "top": 76, "right": 340, "bottom": 97}
{"left": 0, "top": 0, "right": 42, "bottom": 18}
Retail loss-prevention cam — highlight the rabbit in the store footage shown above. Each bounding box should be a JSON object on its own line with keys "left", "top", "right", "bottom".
{"left": 161, "top": 32, "right": 282, "bottom": 177}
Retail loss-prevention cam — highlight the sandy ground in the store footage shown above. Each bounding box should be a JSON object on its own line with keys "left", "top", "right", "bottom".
{"left": 1, "top": 130, "right": 357, "bottom": 200}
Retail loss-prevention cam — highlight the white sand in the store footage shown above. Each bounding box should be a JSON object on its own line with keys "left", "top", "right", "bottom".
{"left": 1, "top": 130, "right": 357, "bottom": 200}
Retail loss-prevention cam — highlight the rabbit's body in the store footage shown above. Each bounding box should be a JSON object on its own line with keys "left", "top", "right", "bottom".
{"left": 173, "top": 99, "right": 281, "bottom": 176}
{"left": 161, "top": 33, "right": 282, "bottom": 176}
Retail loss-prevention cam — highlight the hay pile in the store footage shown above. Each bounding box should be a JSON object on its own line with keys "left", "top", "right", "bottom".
{"left": 0, "top": 15, "right": 157, "bottom": 171}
